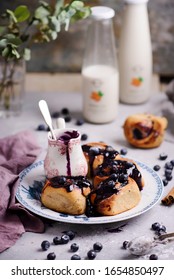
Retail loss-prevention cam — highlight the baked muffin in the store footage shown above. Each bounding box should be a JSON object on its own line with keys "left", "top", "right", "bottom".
{"left": 41, "top": 176, "right": 92, "bottom": 215}
{"left": 123, "top": 113, "right": 168, "bottom": 148}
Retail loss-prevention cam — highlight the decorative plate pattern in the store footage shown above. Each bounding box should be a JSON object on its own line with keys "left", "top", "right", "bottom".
{"left": 16, "top": 160, "right": 164, "bottom": 224}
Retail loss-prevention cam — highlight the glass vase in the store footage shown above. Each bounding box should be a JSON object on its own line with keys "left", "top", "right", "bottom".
{"left": 0, "top": 58, "right": 25, "bottom": 118}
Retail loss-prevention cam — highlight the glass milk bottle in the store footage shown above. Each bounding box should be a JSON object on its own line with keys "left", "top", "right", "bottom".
{"left": 119, "top": 0, "right": 152, "bottom": 104}
{"left": 82, "top": 6, "right": 119, "bottom": 123}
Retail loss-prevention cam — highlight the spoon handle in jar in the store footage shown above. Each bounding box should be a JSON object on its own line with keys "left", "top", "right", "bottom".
{"left": 38, "top": 100, "right": 56, "bottom": 140}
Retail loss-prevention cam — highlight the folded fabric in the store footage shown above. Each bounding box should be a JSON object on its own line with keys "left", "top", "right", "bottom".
{"left": 0, "top": 130, "right": 45, "bottom": 253}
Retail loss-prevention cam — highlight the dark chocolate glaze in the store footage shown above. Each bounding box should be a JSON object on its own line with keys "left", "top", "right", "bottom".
{"left": 58, "top": 130, "right": 79, "bottom": 176}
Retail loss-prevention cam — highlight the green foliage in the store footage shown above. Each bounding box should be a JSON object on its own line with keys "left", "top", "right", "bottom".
{"left": 0, "top": 0, "right": 91, "bottom": 61}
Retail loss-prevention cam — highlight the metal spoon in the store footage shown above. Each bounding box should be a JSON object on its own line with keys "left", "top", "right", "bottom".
{"left": 128, "top": 232, "right": 174, "bottom": 256}
{"left": 38, "top": 100, "right": 56, "bottom": 140}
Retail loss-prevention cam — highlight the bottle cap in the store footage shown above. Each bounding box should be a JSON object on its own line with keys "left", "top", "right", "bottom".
{"left": 91, "top": 6, "right": 115, "bottom": 20}
{"left": 125, "top": 0, "right": 149, "bottom": 3}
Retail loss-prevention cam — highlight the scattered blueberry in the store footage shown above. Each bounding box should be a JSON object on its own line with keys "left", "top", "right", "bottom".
{"left": 93, "top": 242, "right": 103, "bottom": 252}
{"left": 165, "top": 174, "right": 173, "bottom": 181}
{"left": 70, "top": 243, "right": 79, "bottom": 252}
{"left": 87, "top": 250, "right": 96, "bottom": 260}
{"left": 165, "top": 169, "right": 172, "bottom": 176}
{"left": 63, "top": 230, "right": 76, "bottom": 240}
{"left": 158, "top": 225, "right": 166, "bottom": 234}
{"left": 149, "top": 254, "right": 158, "bottom": 260}
{"left": 151, "top": 222, "right": 161, "bottom": 231}
{"left": 53, "top": 236, "right": 62, "bottom": 245}
{"left": 47, "top": 252, "right": 56, "bottom": 260}
{"left": 71, "top": 254, "right": 81, "bottom": 260}
{"left": 159, "top": 153, "right": 168, "bottom": 160}
{"left": 51, "top": 111, "right": 60, "bottom": 118}
{"left": 61, "top": 108, "right": 69, "bottom": 115}
{"left": 41, "top": 240, "right": 50, "bottom": 251}
{"left": 122, "top": 240, "right": 130, "bottom": 249}
{"left": 81, "top": 133, "right": 88, "bottom": 141}
{"left": 170, "top": 159, "right": 174, "bottom": 166}
{"left": 64, "top": 115, "right": 72, "bottom": 122}
{"left": 120, "top": 148, "right": 128, "bottom": 155}
{"left": 164, "top": 162, "right": 173, "bottom": 170}
{"left": 153, "top": 165, "right": 161, "bottom": 171}
{"left": 61, "top": 234, "right": 70, "bottom": 244}
{"left": 37, "top": 124, "right": 46, "bottom": 131}
{"left": 162, "top": 179, "right": 168, "bottom": 186}
{"left": 76, "top": 119, "right": 85, "bottom": 126}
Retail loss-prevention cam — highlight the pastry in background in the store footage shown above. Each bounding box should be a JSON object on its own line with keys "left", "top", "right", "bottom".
{"left": 123, "top": 113, "right": 168, "bottom": 148}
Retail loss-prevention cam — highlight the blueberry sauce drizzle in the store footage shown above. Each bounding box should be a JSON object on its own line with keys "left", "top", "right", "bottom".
{"left": 48, "top": 175, "right": 92, "bottom": 195}
{"left": 58, "top": 130, "right": 79, "bottom": 176}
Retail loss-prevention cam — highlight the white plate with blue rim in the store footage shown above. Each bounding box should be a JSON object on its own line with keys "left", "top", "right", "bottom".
{"left": 16, "top": 160, "right": 164, "bottom": 224}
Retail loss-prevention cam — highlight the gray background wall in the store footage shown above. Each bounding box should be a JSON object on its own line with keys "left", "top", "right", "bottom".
{"left": 0, "top": 0, "right": 174, "bottom": 78}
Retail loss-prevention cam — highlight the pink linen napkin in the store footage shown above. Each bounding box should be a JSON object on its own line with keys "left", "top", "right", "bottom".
{"left": 0, "top": 130, "right": 45, "bottom": 253}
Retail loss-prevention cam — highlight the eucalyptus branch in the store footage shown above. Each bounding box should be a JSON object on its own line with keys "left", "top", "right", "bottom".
{"left": 0, "top": 0, "right": 91, "bottom": 62}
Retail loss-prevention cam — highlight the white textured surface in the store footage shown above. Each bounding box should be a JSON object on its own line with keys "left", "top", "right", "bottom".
{"left": 0, "top": 89, "right": 174, "bottom": 260}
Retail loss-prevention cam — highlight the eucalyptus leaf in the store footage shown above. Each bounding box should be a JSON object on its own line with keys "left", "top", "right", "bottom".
{"left": 14, "top": 5, "right": 30, "bottom": 23}
{"left": 2, "top": 46, "right": 10, "bottom": 58}
{"left": 71, "top": 1, "right": 84, "bottom": 9}
{"left": 23, "top": 48, "right": 31, "bottom": 61}
{"left": 49, "top": 16, "right": 61, "bottom": 32}
{"left": 11, "top": 47, "right": 20, "bottom": 59}
{"left": 6, "top": 9, "right": 17, "bottom": 23}
{"left": 54, "top": 0, "right": 64, "bottom": 16}
{"left": 34, "top": 6, "right": 50, "bottom": 20}
{"left": 0, "top": 39, "right": 7, "bottom": 48}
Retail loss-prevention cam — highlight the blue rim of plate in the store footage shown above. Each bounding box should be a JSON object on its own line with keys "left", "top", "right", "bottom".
{"left": 16, "top": 160, "right": 164, "bottom": 224}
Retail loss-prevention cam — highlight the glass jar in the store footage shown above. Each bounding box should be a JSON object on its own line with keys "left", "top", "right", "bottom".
{"left": 119, "top": 0, "right": 152, "bottom": 104}
{"left": 81, "top": 6, "right": 119, "bottom": 124}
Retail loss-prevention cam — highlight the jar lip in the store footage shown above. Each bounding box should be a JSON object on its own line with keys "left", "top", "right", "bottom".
{"left": 124, "top": 0, "right": 149, "bottom": 4}
{"left": 91, "top": 6, "right": 115, "bottom": 20}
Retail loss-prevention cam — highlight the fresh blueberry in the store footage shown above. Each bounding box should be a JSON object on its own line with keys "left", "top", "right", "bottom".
{"left": 158, "top": 225, "right": 166, "bottom": 233}
{"left": 120, "top": 148, "right": 128, "bottom": 155}
{"left": 51, "top": 111, "right": 60, "bottom": 118}
{"left": 153, "top": 165, "right": 161, "bottom": 171}
{"left": 87, "top": 250, "right": 96, "bottom": 260}
{"left": 89, "top": 147, "right": 100, "bottom": 156}
{"left": 165, "top": 162, "right": 173, "bottom": 170}
{"left": 61, "top": 108, "right": 69, "bottom": 115}
{"left": 37, "top": 124, "right": 46, "bottom": 131}
{"left": 159, "top": 153, "right": 168, "bottom": 160}
{"left": 61, "top": 234, "right": 70, "bottom": 244}
{"left": 64, "top": 115, "right": 72, "bottom": 122}
{"left": 70, "top": 243, "right": 79, "bottom": 252}
{"left": 41, "top": 240, "right": 50, "bottom": 251}
{"left": 149, "top": 254, "right": 158, "bottom": 260}
{"left": 76, "top": 119, "right": 85, "bottom": 126}
{"left": 63, "top": 230, "right": 76, "bottom": 240}
{"left": 151, "top": 222, "right": 161, "bottom": 231}
{"left": 165, "top": 169, "right": 172, "bottom": 176}
{"left": 57, "top": 176, "right": 66, "bottom": 185}
{"left": 71, "top": 254, "right": 81, "bottom": 260}
{"left": 162, "top": 179, "right": 168, "bottom": 186}
{"left": 122, "top": 240, "right": 129, "bottom": 249}
{"left": 165, "top": 174, "right": 173, "bottom": 181}
{"left": 81, "top": 134, "right": 88, "bottom": 141}
{"left": 53, "top": 236, "right": 62, "bottom": 245}
{"left": 47, "top": 252, "right": 56, "bottom": 260}
{"left": 170, "top": 159, "right": 174, "bottom": 166}
{"left": 93, "top": 242, "right": 103, "bottom": 252}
